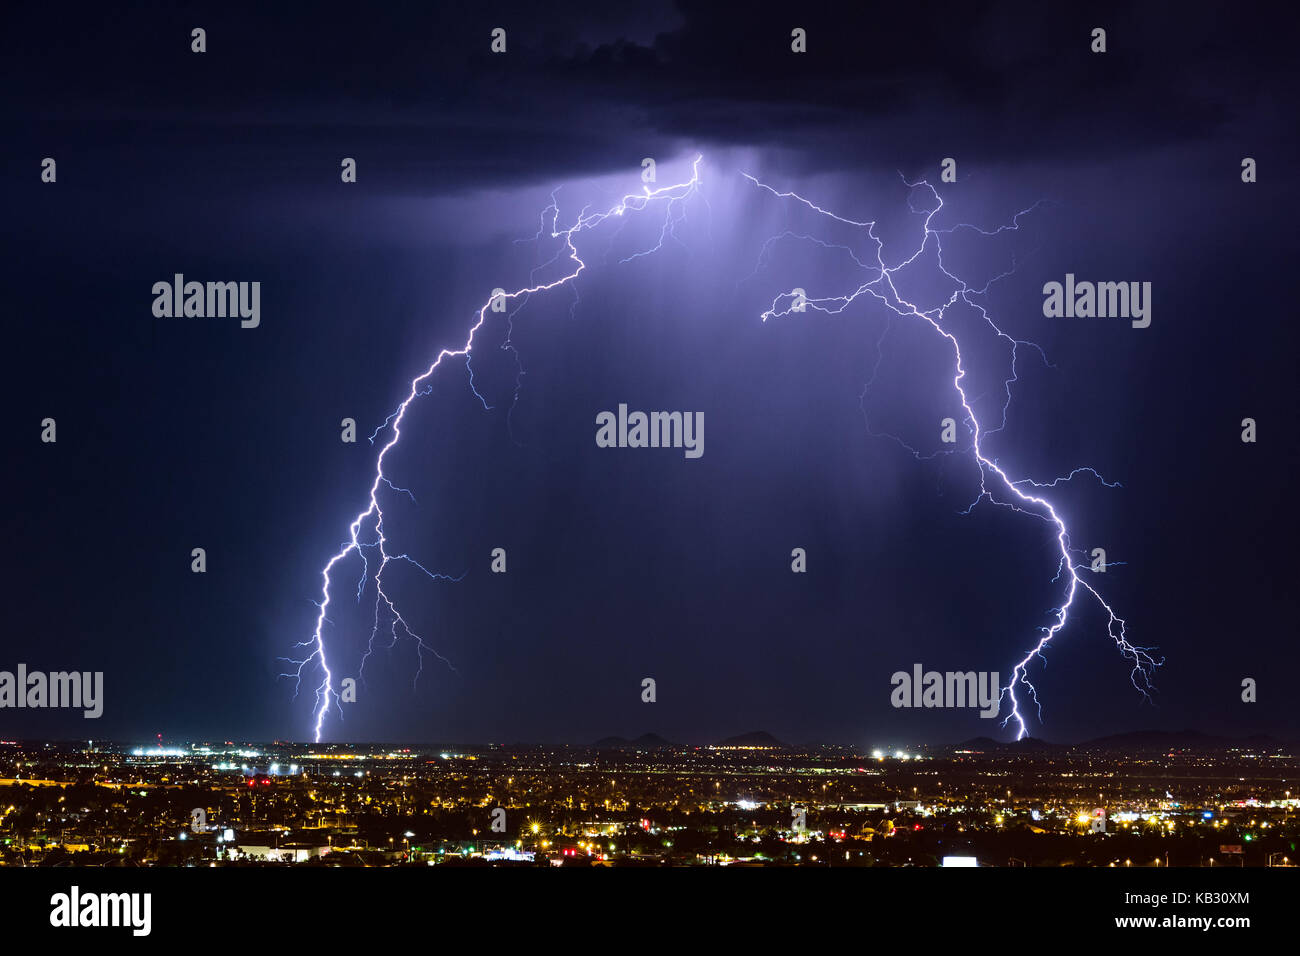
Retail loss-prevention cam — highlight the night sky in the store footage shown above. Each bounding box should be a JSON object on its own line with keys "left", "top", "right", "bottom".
{"left": 2, "top": 2, "right": 1295, "bottom": 746}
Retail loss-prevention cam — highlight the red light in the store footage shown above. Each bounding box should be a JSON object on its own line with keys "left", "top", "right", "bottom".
{"left": 247, "top": 779, "right": 255, "bottom": 787}
{"left": 913, "top": 824, "right": 922, "bottom": 830}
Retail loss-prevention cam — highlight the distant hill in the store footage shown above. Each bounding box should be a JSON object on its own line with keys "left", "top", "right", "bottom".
{"left": 716, "top": 731, "right": 786, "bottom": 748}
{"left": 593, "top": 733, "right": 676, "bottom": 750}
{"left": 953, "top": 730, "right": 1288, "bottom": 753}
{"left": 954, "top": 736, "right": 1059, "bottom": 752}
{"left": 1078, "top": 730, "right": 1284, "bottom": 752}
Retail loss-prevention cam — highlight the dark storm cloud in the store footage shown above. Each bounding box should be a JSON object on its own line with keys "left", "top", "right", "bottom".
{"left": 557, "top": 1, "right": 1293, "bottom": 172}
{"left": 2, "top": 2, "right": 1290, "bottom": 194}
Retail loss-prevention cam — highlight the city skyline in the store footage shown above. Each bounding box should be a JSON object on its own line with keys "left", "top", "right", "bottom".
{"left": 3, "top": 735, "right": 1295, "bottom": 871}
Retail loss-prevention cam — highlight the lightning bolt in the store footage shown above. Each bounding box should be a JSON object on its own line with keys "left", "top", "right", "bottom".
{"left": 282, "top": 157, "right": 703, "bottom": 741}
{"left": 743, "top": 169, "right": 1161, "bottom": 739}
